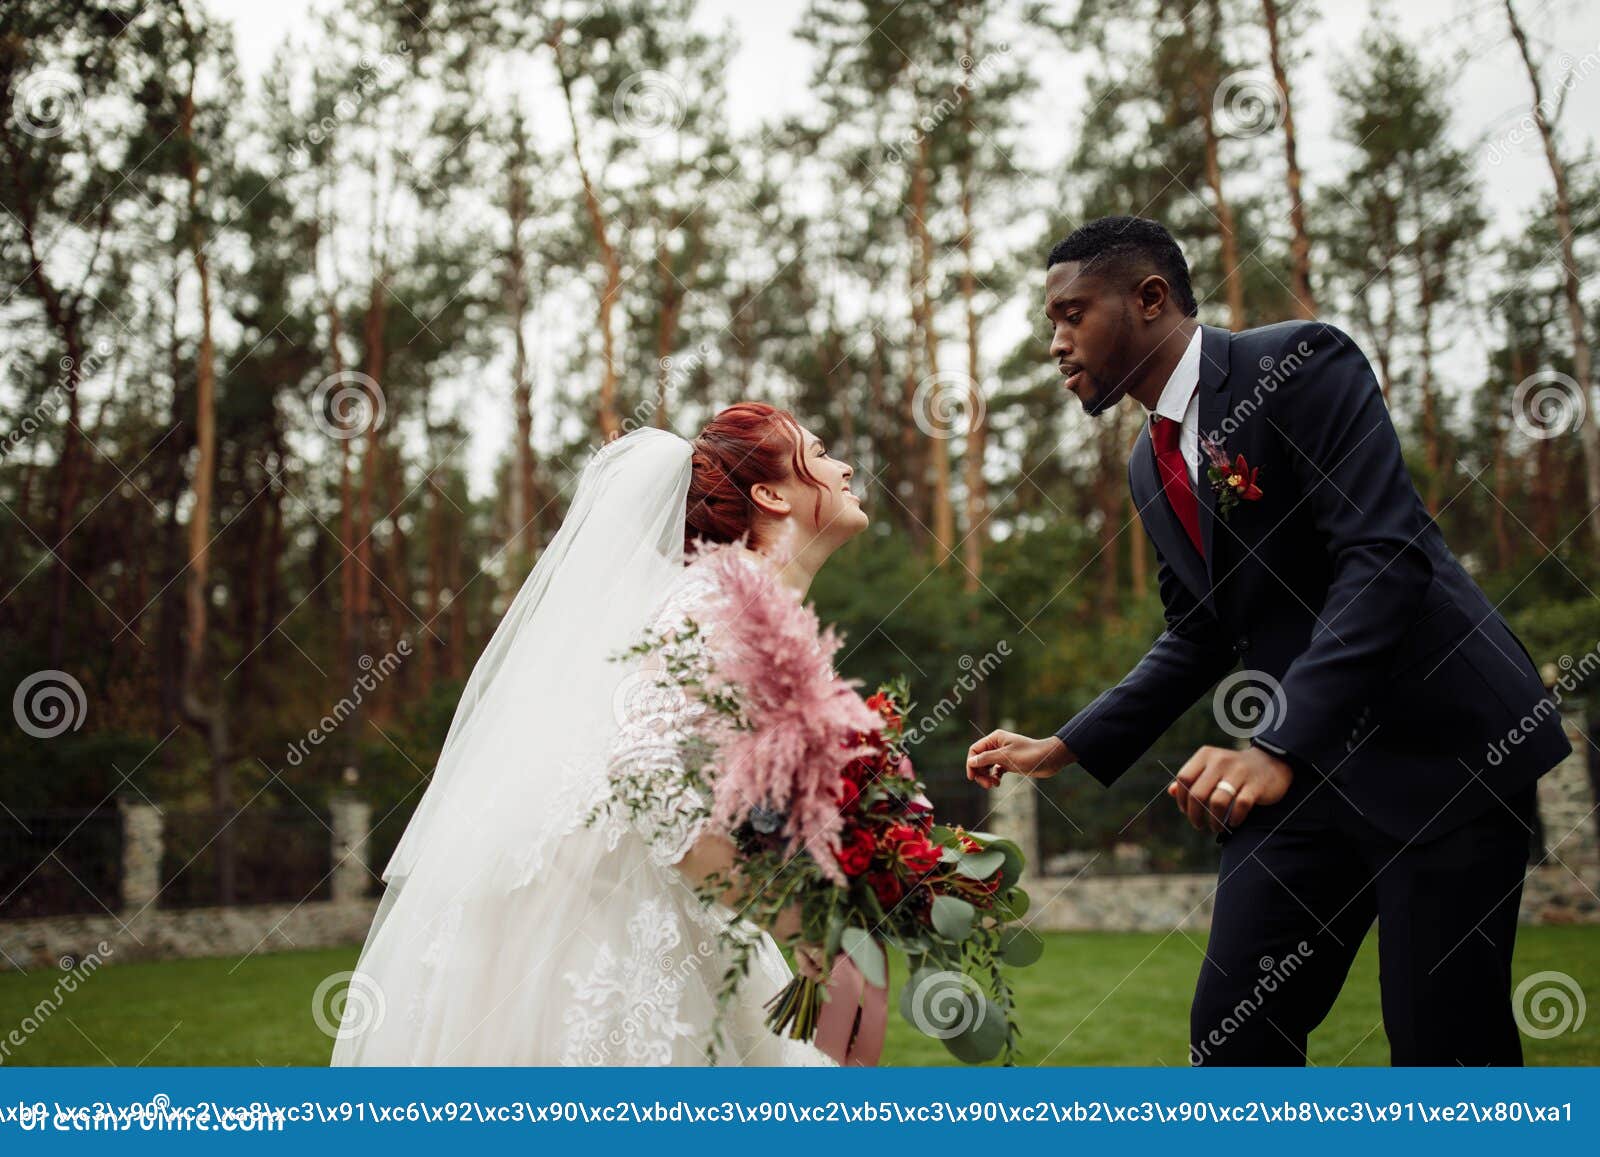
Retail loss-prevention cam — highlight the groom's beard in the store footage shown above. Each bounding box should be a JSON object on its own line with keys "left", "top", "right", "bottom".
{"left": 1078, "top": 371, "right": 1129, "bottom": 416}
{"left": 1077, "top": 319, "right": 1140, "bottom": 417}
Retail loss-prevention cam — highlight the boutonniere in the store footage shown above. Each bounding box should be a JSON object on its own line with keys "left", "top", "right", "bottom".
{"left": 1200, "top": 435, "right": 1262, "bottom": 520}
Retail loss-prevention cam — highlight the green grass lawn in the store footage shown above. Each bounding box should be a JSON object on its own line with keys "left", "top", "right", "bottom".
{"left": 1, "top": 927, "right": 1595, "bottom": 1066}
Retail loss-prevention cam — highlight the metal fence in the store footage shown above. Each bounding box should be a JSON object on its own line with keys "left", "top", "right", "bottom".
{"left": 158, "top": 807, "right": 334, "bottom": 910}
{"left": 0, "top": 808, "right": 122, "bottom": 919}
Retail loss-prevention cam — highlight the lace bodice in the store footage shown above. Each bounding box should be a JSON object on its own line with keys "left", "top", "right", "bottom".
{"left": 603, "top": 560, "right": 730, "bottom": 867}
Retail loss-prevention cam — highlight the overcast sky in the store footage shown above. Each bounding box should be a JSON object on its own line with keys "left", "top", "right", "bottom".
{"left": 220, "top": 0, "right": 1600, "bottom": 231}
{"left": 209, "top": 0, "right": 1600, "bottom": 493}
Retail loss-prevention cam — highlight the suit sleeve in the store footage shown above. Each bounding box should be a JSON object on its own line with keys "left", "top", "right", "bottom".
{"left": 1250, "top": 323, "right": 1433, "bottom": 764}
{"left": 1056, "top": 526, "right": 1237, "bottom": 786}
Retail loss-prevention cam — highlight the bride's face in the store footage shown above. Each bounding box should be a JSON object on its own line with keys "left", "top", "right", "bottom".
{"left": 752, "top": 424, "right": 869, "bottom": 552}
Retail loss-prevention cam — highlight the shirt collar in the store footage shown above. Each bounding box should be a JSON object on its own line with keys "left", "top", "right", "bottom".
{"left": 1150, "top": 326, "right": 1203, "bottom": 426}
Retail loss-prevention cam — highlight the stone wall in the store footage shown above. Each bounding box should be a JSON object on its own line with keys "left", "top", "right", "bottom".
{"left": 0, "top": 898, "right": 381, "bottom": 972}
{"left": 1023, "top": 863, "right": 1600, "bottom": 934}
{"left": 3, "top": 861, "right": 1592, "bottom": 974}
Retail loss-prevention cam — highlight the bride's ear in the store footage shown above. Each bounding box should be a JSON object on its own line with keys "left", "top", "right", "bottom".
{"left": 749, "top": 481, "right": 790, "bottom": 518}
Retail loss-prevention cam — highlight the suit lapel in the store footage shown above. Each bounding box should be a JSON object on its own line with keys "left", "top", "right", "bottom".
{"left": 1194, "top": 325, "right": 1234, "bottom": 597}
{"left": 1131, "top": 422, "right": 1210, "bottom": 604}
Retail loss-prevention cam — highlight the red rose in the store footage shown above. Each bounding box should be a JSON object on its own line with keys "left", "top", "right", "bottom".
{"left": 883, "top": 823, "right": 942, "bottom": 876}
{"left": 837, "top": 826, "right": 875, "bottom": 877}
{"left": 867, "top": 869, "right": 903, "bottom": 908}
{"left": 865, "top": 691, "right": 902, "bottom": 729}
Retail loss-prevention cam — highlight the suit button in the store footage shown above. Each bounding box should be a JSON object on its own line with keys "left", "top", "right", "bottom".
{"left": 1235, "top": 637, "right": 1250, "bottom": 653}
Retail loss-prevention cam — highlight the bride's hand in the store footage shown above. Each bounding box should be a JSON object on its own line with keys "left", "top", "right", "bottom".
{"left": 965, "top": 731, "right": 1074, "bottom": 788}
{"left": 794, "top": 942, "right": 827, "bottom": 982}
{"left": 771, "top": 904, "right": 826, "bottom": 980}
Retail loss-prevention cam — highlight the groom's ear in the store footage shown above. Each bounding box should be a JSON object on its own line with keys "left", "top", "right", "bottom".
{"left": 750, "top": 481, "right": 790, "bottom": 517}
{"left": 1135, "top": 274, "right": 1171, "bottom": 320}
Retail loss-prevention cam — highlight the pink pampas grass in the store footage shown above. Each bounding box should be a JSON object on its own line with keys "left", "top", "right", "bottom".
{"left": 688, "top": 539, "right": 882, "bottom": 884}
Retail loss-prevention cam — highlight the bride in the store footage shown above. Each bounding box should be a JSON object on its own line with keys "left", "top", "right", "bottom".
{"left": 329, "top": 401, "right": 870, "bottom": 1065}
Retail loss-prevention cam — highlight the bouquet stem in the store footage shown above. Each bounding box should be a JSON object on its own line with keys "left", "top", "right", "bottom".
{"left": 764, "top": 976, "right": 824, "bottom": 1041}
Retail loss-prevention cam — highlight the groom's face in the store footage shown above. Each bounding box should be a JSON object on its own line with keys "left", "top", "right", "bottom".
{"left": 1045, "top": 260, "right": 1139, "bottom": 417}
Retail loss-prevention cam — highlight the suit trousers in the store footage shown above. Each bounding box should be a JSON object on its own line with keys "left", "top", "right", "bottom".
{"left": 1189, "top": 772, "right": 1536, "bottom": 1066}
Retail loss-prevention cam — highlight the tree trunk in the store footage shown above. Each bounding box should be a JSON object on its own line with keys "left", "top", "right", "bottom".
{"left": 909, "top": 134, "right": 954, "bottom": 558}
{"left": 174, "top": 20, "right": 232, "bottom": 905}
{"left": 505, "top": 118, "right": 538, "bottom": 584}
{"left": 1505, "top": 0, "right": 1600, "bottom": 547}
{"left": 1190, "top": 1, "right": 1247, "bottom": 330}
{"left": 1095, "top": 420, "right": 1121, "bottom": 617}
{"left": 1261, "top": 0, "right": 1315, "bottom": 317}
{"left": 356, "top": 275, "right": 385, "bottom": 661}
{"left": 1416, "top": 240, "right": 1441, "bottom": 512}
{"left": 654, "top": 232, "right": 684, "bottom": 429}
{"left": 959, "top": 32, "right": 988, "bottom": 592}
{"left": 553, "top": 37, "right": 622, "bottom": 440}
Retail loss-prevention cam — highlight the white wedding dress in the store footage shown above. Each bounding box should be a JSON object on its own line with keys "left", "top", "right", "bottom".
{"left": 329, "top": 429, "right": 833, "bottom": 1066}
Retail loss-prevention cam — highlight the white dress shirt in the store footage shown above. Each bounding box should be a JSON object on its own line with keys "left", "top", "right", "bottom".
{"left": 1149, "top": 326, "right": 1203, "bottom": 486}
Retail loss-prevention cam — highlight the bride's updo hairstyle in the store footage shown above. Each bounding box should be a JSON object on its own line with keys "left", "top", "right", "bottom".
{"left": 685, "top": 402, "right": 828, "bottom": 555}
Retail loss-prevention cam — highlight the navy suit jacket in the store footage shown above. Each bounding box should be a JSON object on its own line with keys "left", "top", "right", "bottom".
{"left": 1056, "top": 320, "right": 1570, "bottom": 844}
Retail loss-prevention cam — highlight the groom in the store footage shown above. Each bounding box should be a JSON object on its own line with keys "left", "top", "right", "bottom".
{"left": 966, "top": 216, "right": 1571, "bottom": 1066}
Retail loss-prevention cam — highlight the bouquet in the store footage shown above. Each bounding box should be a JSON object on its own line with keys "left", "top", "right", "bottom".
{"left": 599, "top": 541, "right": 1040, "bottom": 1065}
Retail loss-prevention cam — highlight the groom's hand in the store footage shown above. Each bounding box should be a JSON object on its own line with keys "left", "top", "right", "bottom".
{"left": 1169, "top": 744, "right": 1292, "bottom": 832}
{"left": 965, "top": 731, "right": 1074, "bottom": 788}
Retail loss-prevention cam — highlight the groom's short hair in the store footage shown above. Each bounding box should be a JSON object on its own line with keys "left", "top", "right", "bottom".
{"left": 1046, "top": 216, "right": 1198, "bottom": 318}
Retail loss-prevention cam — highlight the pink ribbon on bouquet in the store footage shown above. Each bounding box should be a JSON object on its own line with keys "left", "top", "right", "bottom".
{"left": 813, "top": 953, "right": 887, "bottom": 1066}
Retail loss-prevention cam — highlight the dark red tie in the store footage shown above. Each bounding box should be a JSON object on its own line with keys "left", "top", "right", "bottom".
{"left": 1151, "top": 415, "right": 1203, "bottom": 555}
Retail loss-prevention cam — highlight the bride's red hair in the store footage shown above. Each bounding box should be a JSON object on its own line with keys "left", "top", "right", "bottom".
{"left": 686, "top": 402, "right": 827, "bottom": 555}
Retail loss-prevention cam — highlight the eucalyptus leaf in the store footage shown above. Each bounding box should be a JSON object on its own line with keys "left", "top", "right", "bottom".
{"left": 930, "top": 894, "right": 975, "bottom": 940}
{"left": 942, "top": 997, "right": 1007, "bottom": 1064}
{"left": 840, "top": 926, "right": 887, "bottom": 988}
{"left": 824, "top": 907, "right": 846, "bottom": 957}
{"left": 955, "top": 848, "right": 1006, "bottom": 879}
{"left": 972, "top": 837, "right": 1024, "bottom": 890}
{"left": 1000, "top": 926, "right": 1044, "bottom": 967}
{"left": 994, "top": 887, "right": 1030, "bottom": 920}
